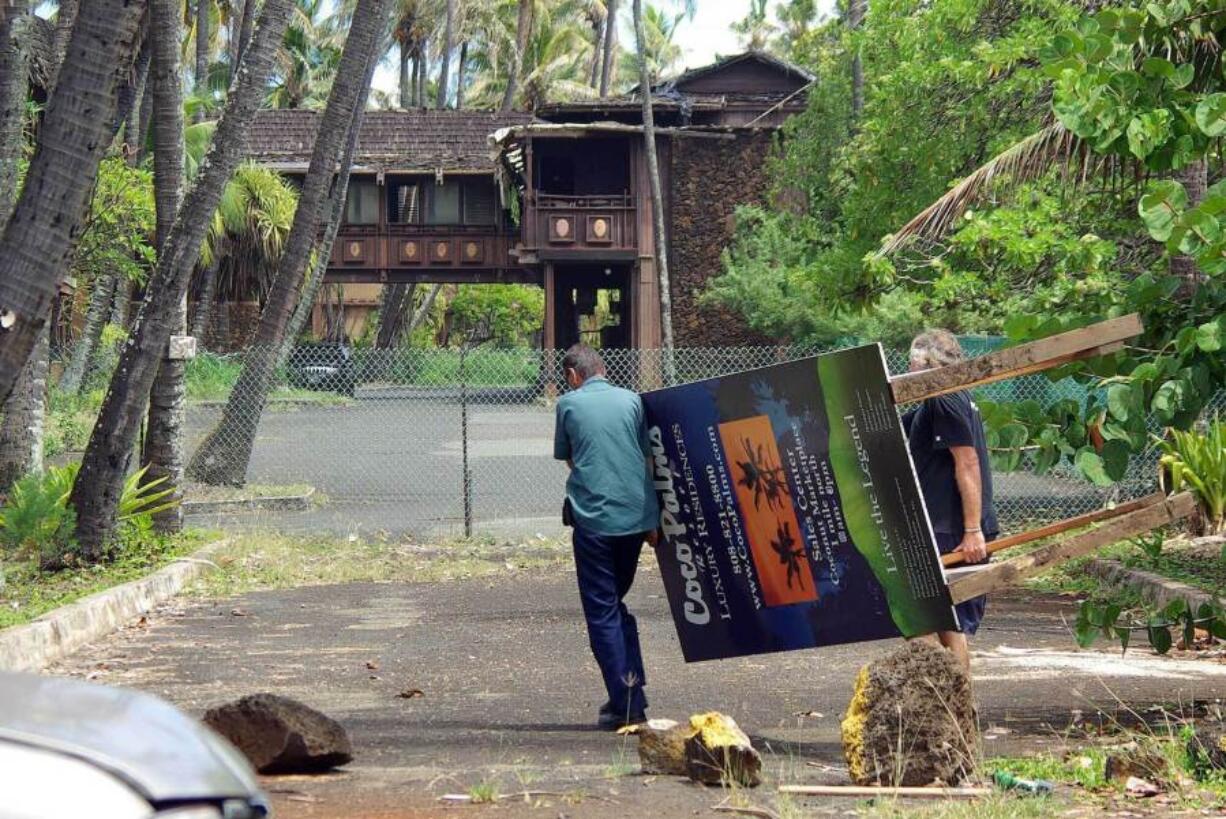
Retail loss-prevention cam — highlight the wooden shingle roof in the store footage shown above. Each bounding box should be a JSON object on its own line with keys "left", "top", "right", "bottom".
{"left": 245, "top": 109, "right": 535, "bottom": 172}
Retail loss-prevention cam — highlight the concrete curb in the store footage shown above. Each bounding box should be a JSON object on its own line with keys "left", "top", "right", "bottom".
{"left": 0, "top": 539, "right": 232, "bottom": 672}
{"left": 183, "top": 487, "right": 315, "bottom": 515}
{"left": 1085, "top": 558, "right": 1221, "bottom": 612}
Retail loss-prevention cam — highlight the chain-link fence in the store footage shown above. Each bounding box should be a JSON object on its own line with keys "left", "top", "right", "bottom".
{"left": 132, "top": 342, "right": 1220, "bottom": 540}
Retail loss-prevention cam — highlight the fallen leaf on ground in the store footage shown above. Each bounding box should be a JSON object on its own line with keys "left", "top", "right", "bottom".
{"left": 397, "top": 689, "right": 424, "bottom": 699}
{"left": 365, "top": 660, "right": 379, "bottom": 671}
{"left": 230, "top": 608, "right": 248, "bottom": 617}
{"left": 793, "top": 710, "right": 823, "bottom": 718}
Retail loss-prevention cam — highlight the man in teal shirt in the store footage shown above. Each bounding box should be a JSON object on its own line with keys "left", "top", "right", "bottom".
{"left": 554, "top": 344, "right": 659, "bottom": 729}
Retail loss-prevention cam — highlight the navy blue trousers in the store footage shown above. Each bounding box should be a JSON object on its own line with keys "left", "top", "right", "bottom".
{"left": 935, "top": 532, "right": 990, "bottom": 635}
{"left": 572, "top": 526, "right": 648, "bottom": 716}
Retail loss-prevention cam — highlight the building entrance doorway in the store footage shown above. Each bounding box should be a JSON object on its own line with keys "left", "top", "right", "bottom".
{"left": 550, "top": 264, "right": 632, "bottom": 350}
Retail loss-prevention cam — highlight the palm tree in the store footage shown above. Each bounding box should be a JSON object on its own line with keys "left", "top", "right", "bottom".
{"left": 632, "top": 0, "right": 672, "bottom": 372}
{"left": 437, "top": 0, "right": 457, "bottom": 106}
{"left": 618, "top": 2, "right": 680, "bottom": 86}
{"left": 501, "top": 0, "right": 534, "bottom": 112}
{"left": 519, "top": 12, "right": 596, "bottom": 110}
{"left": 0, "top": 0, "right": 148, "bottom": 404}
{"left": 186, "top": 0, "right": 392, "bottom": 486}
{"left": 847, "top": 0, "right": 866, "bottom": 123}
{"left": 732, "top": 0, "right": 774, "bottom": 51}
{"left": 70, "top": 0, "right": 296, "bottom": 557}
{"left": 598, "top": 0, "right": 618, "bottom": 96}
{"left": 143, "top": 0, "right": 188, "bottom": 534}
{"left": 268, "top": 0, "right": 345, "bottom": 109}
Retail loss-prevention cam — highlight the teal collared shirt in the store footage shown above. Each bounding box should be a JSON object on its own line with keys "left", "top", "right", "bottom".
{"left": 553, "top": 376, "right": 659, "bottom": 536}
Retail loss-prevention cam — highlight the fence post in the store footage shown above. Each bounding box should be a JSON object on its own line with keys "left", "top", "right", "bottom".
{"left": 461, "top": 345, "right": 472, "bottom": 538}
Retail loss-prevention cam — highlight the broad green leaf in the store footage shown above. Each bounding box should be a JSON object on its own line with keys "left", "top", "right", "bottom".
{"left": 1101, "top": 439, "right": 1131, "bottom": 481}
{"left": 1196, "top": 94, "right": 1226, "bottom": 137}
{"left": 1126, "top": 110, "right": 1173, "bottom": 160}
{"left": 1177, "top": 210, "right": 1222, "bottom": 255}
{"left": 1138, "top": 180, "right": 1188, "bottom": 240}
{"left": 1172, "top": 63, "right": 1195, "bottom": 89}
{"left": 1116, "top": 625, "right": 1131, "bottom": 654}
{"left": 1107, "top": 383, "right": 1138, "bottom": 422}
{"left": 1148, "top": 625, "right": 1173, "bottom": 655}
{"left": 1196, "top": 318, "right": 1223, "bottom": 352}
{"left": 1141, "top": 57, "right": 1176, "bottom": 79}
{"left": 997, "top": 422, "right": 1029, "bottom": 449}
{"left": 1076, "top": 448, "right": 1113, "bottom": 486}
{"left": 1034, "top": 445, "right": 1060, "bottom": 476}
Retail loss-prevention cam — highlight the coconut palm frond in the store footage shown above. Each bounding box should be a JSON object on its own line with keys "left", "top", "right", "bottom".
{"left": 877, "top": 121, "right": 1091, "bottom": 258}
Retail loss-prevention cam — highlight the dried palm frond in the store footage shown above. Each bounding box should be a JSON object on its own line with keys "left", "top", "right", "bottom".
{"left": 876, "top": 121, "right": 1092, "bottom": 257}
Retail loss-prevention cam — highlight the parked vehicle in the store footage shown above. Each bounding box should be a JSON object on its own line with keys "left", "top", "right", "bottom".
{"left": 0, "top": 671, "right": 269, "bottom": 819}
{"left": 285, "top": 342, "right": 357, "bottom": 396}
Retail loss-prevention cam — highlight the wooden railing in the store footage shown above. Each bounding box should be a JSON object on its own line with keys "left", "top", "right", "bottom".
{"left": 525, "top": 193, "right": 637, "bottom": 252}
{"left": 329, "top": 223, "right": 515, "bottom": 270}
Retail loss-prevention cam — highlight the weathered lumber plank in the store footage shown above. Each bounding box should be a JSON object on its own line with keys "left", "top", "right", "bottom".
{"left": 948, "top": 492, "right": 1196, "bottom": 604}
{"left": 889, "top": 314, "right": 1142, "bottom": 405}
{"left": 941, "top": 492, "right": 1166, "bottom": 568}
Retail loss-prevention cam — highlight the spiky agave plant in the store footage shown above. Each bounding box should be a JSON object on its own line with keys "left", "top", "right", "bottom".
{"left": 1156, "top": 416, "right": 1226, "bottom": 535}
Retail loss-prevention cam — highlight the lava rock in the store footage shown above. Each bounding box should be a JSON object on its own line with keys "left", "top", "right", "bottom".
{"left": 683, "top": 712, "right": 762, "bottom": 787}
{"left": 1105, "top": 745, "right": 1167, "bottom": 784}
{"left": 1188, "top": 722, "right": 1226, "bottom": 772}
{"left": 203, "top": 693, "right": 353, "bottom": 774}
{"left": 841, "top": 641, "right": 978, "bottom": 786}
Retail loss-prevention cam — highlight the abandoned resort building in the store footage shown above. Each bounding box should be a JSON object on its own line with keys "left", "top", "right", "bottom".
{"left": 231, "top": 50, "right": 812, "bottom": 353}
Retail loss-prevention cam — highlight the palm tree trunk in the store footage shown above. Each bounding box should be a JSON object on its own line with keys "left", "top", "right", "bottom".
{"left": 0, "top": 0, "right": 32, "bottom": 226}
{"left": 0, "top": 325, "right": 48, "bottom": 491}
{"left": 436, "top": 0, "right": 455, "bottom": 108}
{"left": 632, "top": 0, "right": 673, "bottom": 375}
{"left": 588, "top": 16, "right": 604, "bottom": 88}
{"left": 142, "top": 0, "right": 187, "bottom": 534}
{"left": 417, "top": 36, "right": 429, "bottom": 108}
{"left": 186, "top": 0, "right": 390, "bottom": 487}
{"left": 599, "top": 0, "right": 618, "bottom": 98}
{"left": 190, "top": 261, "right": 219, "bottom": 341}
{"left": 455, "top": 40, "right": 467, "bottom": 108}
{"left": 285, "top": 64, "right": 373, "bottom": 353}
{"left": 501, "top": 0, "right": 533, "bottom": 114}
{"left": 375, "top": 283, "right": 416, "bottom": 348}
{"left": 121, "top": 39, "right": 153, "bottom": 164}
{"left": 232, "top": 0, "right": 256, "bottom": 78}
{"left": 194, "top": 0, "right": 209, "bottom": 123}
{"left": 848, "top": 0, "right": 865, "bottom": 123}
{"left": 58, "top": 275, "right": 114, "bottom": 394}
{"left": 1174, "top": 158, "right": 1207, "bottom": 300}
{"left": 44, "top": 0, "right": 81, "bottom": 94}
{"left": 69, "top": 0, "right": 294, "bottom": 558}
{"left": 0, "top": 0, "right": 147, "bottom": 405}
{"left": 399, "top": 40, "right": 411, "bottom": 108}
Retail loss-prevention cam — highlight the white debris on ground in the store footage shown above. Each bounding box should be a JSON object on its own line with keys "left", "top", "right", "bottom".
{"left": 973, "top": 645, "right": 1226, "bottom": 681}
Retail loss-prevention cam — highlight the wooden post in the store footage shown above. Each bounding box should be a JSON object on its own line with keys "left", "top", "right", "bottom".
{"left": 542, "top": 261, "right": 558, "bottom": 398}
{"left": 948, "top": 492, "right": 1196, "bottom": 604}
{"left": 941, "top": 492, "right": 1166, "bottom": 567}
{"left": 890, "top": 314, "right": 1142, "bottom": 405}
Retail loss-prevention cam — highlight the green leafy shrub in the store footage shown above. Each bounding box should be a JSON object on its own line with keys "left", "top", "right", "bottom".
{"left": 185, "top": 352, "right": 244, "bottom": 400}
{"left": 0, "top": 467, "right": 78, "bottom": 569}
{"left": 45, "top": 388, "right": 104, "bottom": 457}
{"left": 0, "top": 464, "right": 179, "bottom": 570}
{"left": 1157, "top": 417, "right": 1226, "bottom": 534}
{"left": 1076, "top": 597, "right": 1226, "bottom": 655}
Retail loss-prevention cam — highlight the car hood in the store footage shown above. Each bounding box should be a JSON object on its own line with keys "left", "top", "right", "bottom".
{"left": 0, "top": 672, "right": 264, "bottom": 806}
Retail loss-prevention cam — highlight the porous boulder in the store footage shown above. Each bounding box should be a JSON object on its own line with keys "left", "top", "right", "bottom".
{"left": 203, "top": 693, "right": 353, "bottom": 774}
{"left": 1187, "top": 722, "right": 1226, "bottom": 772}
{"left": 841, "top": 641, "right": 978, "bottom": 786}
{"left": 621, "top": 712, "right": 762, "bottom": 786}
{"left": 684, "top": 712, "right": 762, "bottom": 787}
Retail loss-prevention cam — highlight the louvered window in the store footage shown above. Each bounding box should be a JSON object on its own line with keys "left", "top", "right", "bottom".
{"left": 463, "top": 180, "right": 496, "bottom": 225}
{"left": 393, "top": 183, "right": 420, "bottom": 223}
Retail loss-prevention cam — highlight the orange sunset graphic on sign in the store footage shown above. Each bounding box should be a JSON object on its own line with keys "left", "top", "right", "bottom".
{"left": 718, "top": 415, "right": 816, "bottom": 607}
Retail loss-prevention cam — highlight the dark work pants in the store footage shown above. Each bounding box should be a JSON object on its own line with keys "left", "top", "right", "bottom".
{"left": 572, "top": 526, "right": 648, "bottom": 716}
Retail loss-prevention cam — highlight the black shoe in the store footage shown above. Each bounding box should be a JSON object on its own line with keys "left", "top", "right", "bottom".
{"left": 598, "top": 709, "right": 646, "bottom": 731}
{"left": 598, "top": 700, "right": 613, "bottom": 716}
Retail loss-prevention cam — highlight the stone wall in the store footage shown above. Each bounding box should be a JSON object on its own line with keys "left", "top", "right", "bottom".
{"left": 668, "top": 131, "right": 775, "bottom": 348}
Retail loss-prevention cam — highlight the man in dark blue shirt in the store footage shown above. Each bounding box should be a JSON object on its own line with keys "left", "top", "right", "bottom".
{"left": 554, "top": 344, "right": 659, "bottom": 729}
{"left": 902, "top": 330, "right": 999, "bottom": 672}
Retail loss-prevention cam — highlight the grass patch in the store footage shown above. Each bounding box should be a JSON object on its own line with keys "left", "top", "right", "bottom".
{"left": 1121, "top": 545, "right": 1226, "bottom": 596}
{"left": 183, "top": 483, "right": 314, "bottom": 503}
{"left": 0, "top": 529, "right": 217, "bottom": 629}
{"left": 185, "top": 352, "right": 351, "bottom": 406}
{"left": 196, "top": 533, "right": 569, "bottom": 597}
{"left": 45, "top": 388, "right": 104, "bottom": 459}
{"left": 986, "top": 750, "right": 1108, "bottom": 791}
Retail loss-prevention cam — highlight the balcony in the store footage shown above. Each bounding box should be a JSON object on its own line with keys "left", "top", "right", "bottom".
{"left": 325, "top": 224, "right": 535, "bottom": 285}
{"left": 523, "top": 193, "right": 638, "bottom": 260}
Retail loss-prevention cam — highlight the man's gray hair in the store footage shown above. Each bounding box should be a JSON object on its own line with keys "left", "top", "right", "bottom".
{"left": 909, "top": 329, "right": 964, "bottom": 371}
{"left": 562, "top": 343, "right": 606, "bottom": 380}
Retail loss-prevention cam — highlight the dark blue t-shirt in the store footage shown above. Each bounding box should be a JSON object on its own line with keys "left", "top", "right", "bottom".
{"left": 902, "top": 391, "right": 999, "bottom": 539}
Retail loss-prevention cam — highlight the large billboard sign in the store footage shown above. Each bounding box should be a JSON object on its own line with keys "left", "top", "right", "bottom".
{"left": 641, "top": 345, "right": 957, "bottom": 662}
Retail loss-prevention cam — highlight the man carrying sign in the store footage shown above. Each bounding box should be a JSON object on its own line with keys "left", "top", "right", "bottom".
{"left": 902, "top": 330, "right": 999, "bottom": 672}
{"left": 554, "top": 344, "right": 659, "bottom": 729}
